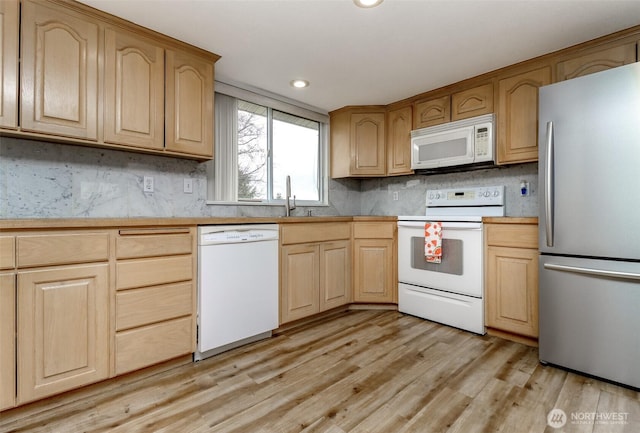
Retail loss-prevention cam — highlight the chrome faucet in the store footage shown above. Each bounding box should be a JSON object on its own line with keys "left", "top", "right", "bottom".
{"left": 285, "top": 175, "right": 296, "bottom": 216}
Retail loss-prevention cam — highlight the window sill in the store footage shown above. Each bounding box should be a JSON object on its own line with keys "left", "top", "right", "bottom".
{"left": 206, "top": 200, "right": 329, "bottom": 207}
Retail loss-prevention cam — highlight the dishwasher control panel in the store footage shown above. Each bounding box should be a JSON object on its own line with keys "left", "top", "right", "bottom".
{"left": 199, "top": 224, "right": 279, "bottom": 245}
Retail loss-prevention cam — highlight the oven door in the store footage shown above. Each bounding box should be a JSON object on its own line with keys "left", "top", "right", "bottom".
{"left": 397, "top": 220, "right": 483, "bottom": 297}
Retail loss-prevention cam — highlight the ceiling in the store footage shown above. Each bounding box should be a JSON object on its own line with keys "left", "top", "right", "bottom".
{"left": 77, "top": 0, "right": 640, "bottom": 113}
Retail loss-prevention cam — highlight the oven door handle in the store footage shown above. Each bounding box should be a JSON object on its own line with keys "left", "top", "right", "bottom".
{"left": 397, "top": 221, "right": 482, "bottom": 230}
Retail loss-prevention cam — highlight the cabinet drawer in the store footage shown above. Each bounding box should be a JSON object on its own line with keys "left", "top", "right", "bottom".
{"left": 353, "top": 222, "right": 395, "bottom": 239}
{"left": 116, "top": 282, "right": 193, "bottom": 331}
{"left": 116, "top": 229, "right": 193, "bottom": 259}
{"left": 115, "top": 316, "right": 193, "bottom": 375}
{"left": 281, "top": 222, "right": 351, "bottom": 244}
{"left": 16, "top": 233, "right": 109, "bottom": 267}
{"left": 485, "top": 224, "right": 538, "bottom": 249}
{"left": 116, "top": 255, "right": 193, "bottom": 290}
{"left": 0, "top": 236, "right": 15, "bottom": 270}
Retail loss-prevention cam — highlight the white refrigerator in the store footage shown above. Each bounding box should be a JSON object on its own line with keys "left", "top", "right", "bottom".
{"left": 538, "top": 62, "right": 640, "bottom": 389}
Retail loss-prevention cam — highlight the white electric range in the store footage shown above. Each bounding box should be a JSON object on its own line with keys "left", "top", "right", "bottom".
{"left": 397, "top": 185, "right": 505, "bottom": 334}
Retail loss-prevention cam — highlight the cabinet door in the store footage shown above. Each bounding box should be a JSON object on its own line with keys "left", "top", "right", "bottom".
{"left": 451, "top": 83, "right": 494, "bottom": 121}
{"left": 104, "top": 27, "right": 164, "bottom": 150}
{"left": 0, "top": 0, "right": 18, "bottom": 129}
{"left": 350, "top": 112, "right": 386, "bottom": 176}
{"left": 413, "top": 95, "right": 450, "bottom": 129}
{"left": 386, "top": 105, "right": 413, "bottom": 176}
{"left": 353, "top": 239, "right": 395, "bottom": 303}
{"left": 486, "top": 246, "right": 539, "bottom": 337}
{"left": 0, "top": 273, "right": 15, "bottom": 411}
{"left": 165, "top": 49, "right": 214, "bottom": 157}
{"left": 20, "top": 0, "right": 99, "bottom": 140}
{"left": 17, "top": 264, "right": 109, "bottom": 404}
{"left": 280, "top": 244, "right": 319, "bottom": 323}
{"left": 555, "top": 42, "right": 637, "bottom": 81}
{"left": 320, "top": 241, "right": 351, "bottom": 311}
{"left": 497, "top": 66, "right": 551, "bottom": 164}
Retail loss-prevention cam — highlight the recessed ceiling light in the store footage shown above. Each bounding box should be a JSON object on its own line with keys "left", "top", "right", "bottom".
{"left": 353, "top": 0, "right": 383, "bottom": 8}
{"left": 290, "top": 79, "right": 309, "bottom": 89}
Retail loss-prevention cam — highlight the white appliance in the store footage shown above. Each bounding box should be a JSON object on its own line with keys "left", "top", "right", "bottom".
{"left": 411, "top": 113, "right": 494, "bottom": 170}
{"left": 195, "top": 224, "right": 279, "bottom": 361}
{"left": 398, "top": 186, "right": 505, "bottom": 334}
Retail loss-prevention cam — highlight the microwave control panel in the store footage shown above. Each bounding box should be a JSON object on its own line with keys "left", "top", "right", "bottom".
{"left": 474, "top": 124, "right": 492, "bottom": 159}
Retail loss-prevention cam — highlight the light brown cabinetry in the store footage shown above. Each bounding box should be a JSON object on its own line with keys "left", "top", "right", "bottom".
{"left": 386, "top": 105, "right": 413, "bottom": 176}
{"left": 497, "top": 66, "right": 551, "bottom": 164}
{"left": 0, "top": 0, "right": 19, "bottom": 129}
{"left": 104, "top": 27, "right": 164, "bottom": 150}
{"left": 114, "top": 228, "right": 196, "bottom": 375}
{"left": 14, "top": 232, "right": 111, "bottom": 404}
{"left": 412, "top": 83, "right": 494, "bottom": 130}
{"left": 451, "top": 83, "right": 494, "bottom": 121}
{"left": 485, "top": 222, "right": 539, "bottom": 345}
{"left": 0, "top": 273, "right": 15, "bottom": 411}
{"left": 555, "top": 42, "right": 637, "bottom": 81}
{"left": 4, "top": 0, "right": 218, "bottom": 159}
{"left": 0, "top": 235, "right": 16, "bottom": 411}
{"left": 0, "top": 225, "right": 198, "bottom": 410}
{"left": 20, "top": 0, "right": 99, "bottom": 140}
{"left": 279, "top": 223, "right": 351, "bottom": 324}
{"left": 413, "top": 95, "right": 450, "bottom": 129}
{"left": 352, "top": 221, "right": 397, "bottom": 303}
{"left": 330, "top": 107, "right": 386, "bottom": 178}
{"left": 165, "top": 49, "right": 215, "bottom": 158}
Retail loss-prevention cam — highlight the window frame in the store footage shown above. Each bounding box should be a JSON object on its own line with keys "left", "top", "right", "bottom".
{"left": 207, "top": 81, "right": 329, "bottom": 206}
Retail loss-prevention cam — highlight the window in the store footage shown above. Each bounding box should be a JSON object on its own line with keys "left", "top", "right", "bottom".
{"left": 208, "top": 85, "right": 328, "bottom": 205}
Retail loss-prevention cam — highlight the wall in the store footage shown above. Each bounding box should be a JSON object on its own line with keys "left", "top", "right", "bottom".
{"left": 0, "top": 137, "right": 537, "bottom": 219}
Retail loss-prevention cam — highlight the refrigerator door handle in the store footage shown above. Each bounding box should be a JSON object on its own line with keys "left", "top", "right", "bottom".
{"left": 544, "top": 263, "right": 640, "bottom": 281}
{"left": 544, "top": 121, "right": 555, "bottom": 247}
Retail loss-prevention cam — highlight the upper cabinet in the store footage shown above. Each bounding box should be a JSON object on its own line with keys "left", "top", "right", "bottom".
{"left": 496, "top": 65, "right": 551, "bottom": 165}
{"left": 20, "top": 0, "right": 99, "bottom": 140}
{"left": 412, "top": 83, "right": 494, "bottom": 129}
{"left": 331, "top": 104, "right": 413, "bottom": 178}
{"left": 555, "top": 42, "right": 637, "bottom": 81}
{"left": 165, "top": 49, "right": 214, "bottom": 158}
{"left": 386, "top": 104, "right": 413, "bottom": 176}
{"left": 4, "top": 0, "right": 219, "bottom": 160}
{"left": 413, "top": 95, "right": 450, "bottom": 129}
{"left": 104, "top": 27, "right": 165, "bottom": 150}
{"left": 0, "top": 0, "right": 19, "bottom": 130}
{"left": 330, "top": 106, "right": 386, "bottom": 178}
{"left": 451, "top": 83, "right": 494, "bottom": 121}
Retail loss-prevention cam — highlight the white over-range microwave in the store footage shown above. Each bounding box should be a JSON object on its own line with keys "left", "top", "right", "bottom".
{"left": 411, "top": 113, "right": 495, "bottom": 170}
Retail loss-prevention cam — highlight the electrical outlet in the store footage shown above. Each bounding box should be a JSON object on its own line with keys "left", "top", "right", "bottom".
{"left": 392, "top": 191, "right": 399, "bottom": 201}
{"left": 183, "top": 178, "right": 193, "bottom": 194}
{"left": 143, "top": 176, "right": 154, "bottom": 193}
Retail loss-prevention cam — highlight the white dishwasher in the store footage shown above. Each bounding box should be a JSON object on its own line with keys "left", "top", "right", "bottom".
{"left": 195, "top": 224, "right": 279, "bottom": 361}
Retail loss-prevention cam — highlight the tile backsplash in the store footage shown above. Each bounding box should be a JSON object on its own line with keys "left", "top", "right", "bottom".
{"left": 0, "top": 137, "right": 537, "bottom": 219}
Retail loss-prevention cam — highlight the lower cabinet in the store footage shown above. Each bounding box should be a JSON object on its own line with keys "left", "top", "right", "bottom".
{"left": 353, "top": 222, "right": 397, "bottom": 303}
{"left": 114, "top": 228, "right": 196, "bottom": 375}
{"left": 485, "top": 222, "right": 539, "bottom": 344}
{"left": 0, "top": 273, "right": 16, "bottom": 411}
{"left": 279, "top": 223, "right": 351, "bottom": 324}
{"left": 17, "top": 264, "right": 110, "bottom": 404}
{"left": 0, "top": 226, "right": 197, "bottom": 410}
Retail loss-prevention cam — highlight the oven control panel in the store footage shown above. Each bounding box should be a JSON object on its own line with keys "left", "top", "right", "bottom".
{"left": 426, "top": 186, "right": 504, "bottom": 207}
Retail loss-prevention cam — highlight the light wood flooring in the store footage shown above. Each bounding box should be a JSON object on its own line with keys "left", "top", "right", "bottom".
{"left": 1, "top": 310, "right": 639, "bottom": 432}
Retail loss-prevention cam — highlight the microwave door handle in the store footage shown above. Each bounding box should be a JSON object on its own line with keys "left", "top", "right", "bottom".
{"left": 544, "top": 121, "right": 554, "bottom": 247}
